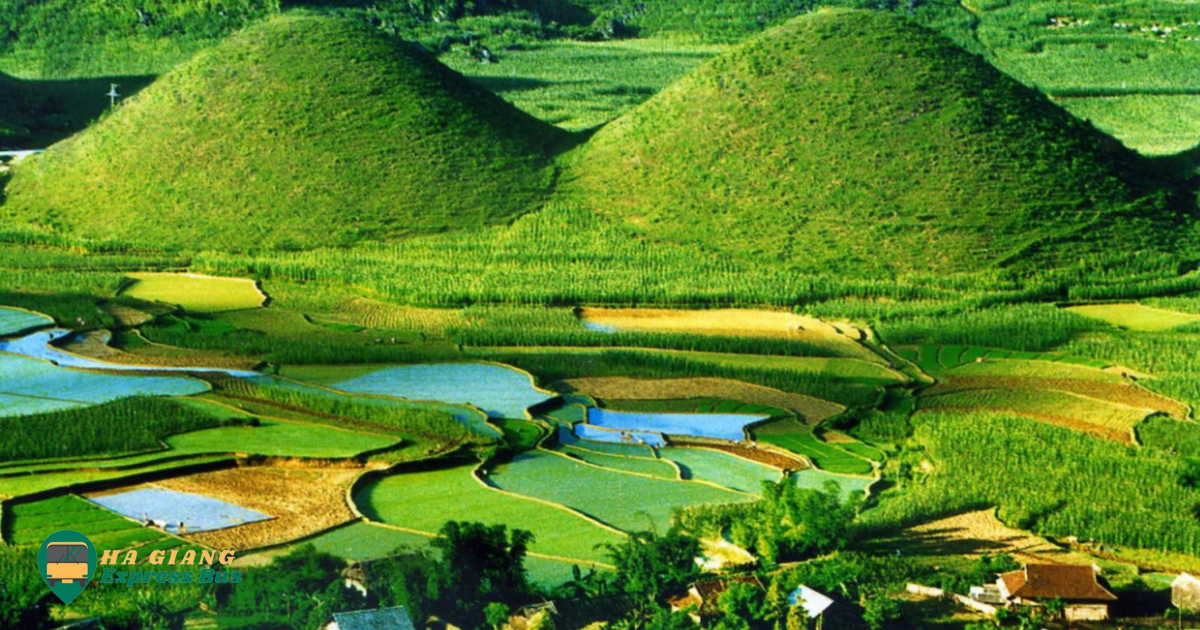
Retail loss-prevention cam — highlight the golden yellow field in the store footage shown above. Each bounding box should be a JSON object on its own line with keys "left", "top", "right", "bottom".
{"left": 120, "top": 272, "right": 267, "bottom": 313}
{"left": 1065, "top": 303, "right": 1200, "bottom": 332}
{"left": 577, "top": 307, "right": 880, "bottom": 361}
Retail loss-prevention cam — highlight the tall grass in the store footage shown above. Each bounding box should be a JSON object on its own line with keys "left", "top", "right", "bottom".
{"left": 860, "top": 409, "right": 1200, "bottom": 555}
{"left": 0, "top": 397, "right": 236, "bottom": 461}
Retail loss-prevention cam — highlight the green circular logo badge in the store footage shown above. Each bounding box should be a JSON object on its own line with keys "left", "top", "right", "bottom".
{"left": 36, "top": 530, "right": 97, "bottom": 605}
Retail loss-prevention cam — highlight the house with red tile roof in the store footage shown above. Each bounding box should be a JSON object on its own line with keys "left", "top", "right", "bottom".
{"left": 996, "top": 564, "right": 1117, "bottom": 623}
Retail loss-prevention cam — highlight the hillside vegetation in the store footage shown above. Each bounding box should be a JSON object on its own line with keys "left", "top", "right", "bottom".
{"left": 562, "top": 9, "right": 1183, "bottom": 274}
{"left": 1, "top": 14, "right": 566, "bottom": 251}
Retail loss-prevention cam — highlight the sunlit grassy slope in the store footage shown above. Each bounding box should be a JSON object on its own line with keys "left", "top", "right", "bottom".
{"left": 562, "top": 9, "right": 1183, "bottom": 275}
{"left": 2, "top": 14, "right": 567, "bottom": 251}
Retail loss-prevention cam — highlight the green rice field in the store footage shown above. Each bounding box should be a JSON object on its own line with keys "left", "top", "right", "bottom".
{"left": 662, "top": 447, "right": 781, "bottom": 494}
{"left": 752, "top": 418, "right": 874, "bottom": 475}
{"left": 353, "top": 464, "right": 622, "bottom": 564}
{"left": 487, "top": 450, "right": 751, "bottom": 533}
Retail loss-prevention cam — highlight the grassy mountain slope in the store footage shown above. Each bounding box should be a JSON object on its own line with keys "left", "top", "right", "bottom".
{"left": 561, "top": 9, "right": 1183, "bottom": 274}
{"left": 2, "top": 14, "right": 566, "bottom": 251}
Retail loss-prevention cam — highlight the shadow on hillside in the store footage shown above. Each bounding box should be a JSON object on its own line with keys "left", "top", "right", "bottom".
{"left": 1149, "top": 142, "right": 1200, "bottom": 180}
{"left": 464, "top": 75, "right": 565, "bottom": 94}
{"left": 0, "top": 75, "right": 156, "bottom": 150}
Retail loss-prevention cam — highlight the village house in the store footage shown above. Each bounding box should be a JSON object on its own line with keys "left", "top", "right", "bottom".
{"left": 788, "top": 586, "right": 833, "bottom": 630}
{"left": 995, "top": 564, "right": 1117, "bottom": 622}
{"left": 323, "top": 606, "right": 417, "bottom": 630}
{"left": 667, "top": 576, "right": 766, "bottom": 624}
{"left": 1174, "top": 573, "right": 1200, "bottom": 612}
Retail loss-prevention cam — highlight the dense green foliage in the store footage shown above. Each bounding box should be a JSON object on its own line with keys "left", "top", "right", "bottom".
{"left": 877, "top": 303, "right": 1101, "bottom": 352}
{"left": 1138, "top": 416, "right": 1200, "bottom": 458}
{"left": 218, "top": 544, "right": 368, "bottom": 630}
{"left": 565, "top": 9, "right": 1184, "bottom": 275}
{"left": 217, "top": 378, "right": 472, "bottom": 441}
{"left": 0, "top": 545, "right": 49, "bottom": 629}
{"left": 0, "top": 397, "right": 237, "bottom": 462}
{"left": 679, "top": 480, "right": 859, "bottom": 564}
{"left": 3, "top": 14, "right": 565, "bottom": 251}
{"left": 365, "top": 521, "right": 538, "bottom": 629}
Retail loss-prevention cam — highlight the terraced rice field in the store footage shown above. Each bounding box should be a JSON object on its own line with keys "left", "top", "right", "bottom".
{"left": 554, "top": 425, "right": 658, "bottom": 458}
{"left": 0, "top": 306, "right": 52, "bottom": 336}
{"left": 574, "top": 423, "right": 666, "bottom": 448}
{"left": 354, "top": 463, "right": 622, "bottom": 564}
{"left": 0, "top": 353, "right": 209, "bottom": 417}
{"left": 562, "top": 377, "right": 845, "bottom": 423}
{"left": 0, "top": 456, "right": 236, "bottom": 499}
{"left": 164, "top": 419, "right": 398, "bottom": 458}
{"left": 330, "top": 298, "right": 466, "bottom": 331}
{"left": 662, "top": 447, "right": 781, "bottom": 493}
{"left": 6, "top": 495, "right": 200, "bottom": 562}
{"left": 151, "top": 465, "right": 361, "bottom": 550}
{"left": 576, "top": 307, "right": 878, "bottom": 360}
{"left": 322, "top": 363, "right": 552, "bottom": 418}
{"left": 751, "top": 418, "right": 875, "bottom": 474}
{"left": 897, "top": 345, "right": 1110, "bottom": 375}
{"left": 488, "top": 450, "right": 751, "bottom": 533}
{"left": 244, "top": 375, "right": 499, "bottom": 438}
{"left": 587, "top": 407, "right": 766, "bottom": 442}
{"left": 120, "top": 273, "right": 266, "bottom": 313}
{"left": 928, "top": 371, "right": 1188, "bottom": 420}
{"left": 550, "top": 445, "right": 679, "bottom": 479}
{"left": 88, "top": 487, "right": 271, "bottom": 534}
{"left": 1065, "top": 303, "right": 1200, "bottom": 332}
{"left": 920, "top": 388, "right": 1153, "bottom": 443}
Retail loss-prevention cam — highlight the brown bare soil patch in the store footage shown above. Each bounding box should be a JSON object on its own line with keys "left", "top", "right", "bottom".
{"left": 559, "top": 376, "right": 843, "bottom": 424}
{"left": 887, "top": 510, "right": 1100, "bottom": 567}
{"left": 577, "top": 307, "right": 880, "bottom": 361}
{"left": 156, "top": 465, "right": 360, "bottom": 550}
{"left": 927, "top": 375, "right": 1188, "bottom": 420}
{"left": 668, "top": 437, "right": 807, "bottom": 470}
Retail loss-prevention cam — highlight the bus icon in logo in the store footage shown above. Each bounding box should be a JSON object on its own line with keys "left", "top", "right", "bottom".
{"left": 37, "top": 531, "right": 97, "bottom": 604}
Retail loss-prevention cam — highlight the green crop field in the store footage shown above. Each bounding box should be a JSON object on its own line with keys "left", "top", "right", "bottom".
{"left": 751, "top": 418, "right": 874, "bottom": 475}
{"left": 1066, "top": 303, "right": 1200, "bottom": 332}
{"left": 662, "top": 447, "right": 781, "bottom": 494}
{"left": 165, "top": 419, "right": 398, "bottom": 458}
{"left": 119, "top": 273, "right": 266, "bottom": 313}
{"left": 550, "top": 445, "right": 679, "bottom": 480}
{"left": 488, "top": 450, "right": 751, "bottom": 533}
{"left": 354, "top": 464, "right": 623, "bottom": 564}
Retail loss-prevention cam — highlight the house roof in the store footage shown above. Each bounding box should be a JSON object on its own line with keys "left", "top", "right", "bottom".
{"left": 1175, "top": 573, "right": 1200, "bottom": 591}
{"left": 667, "top": 576, "right": 765, "bottom": 616}
{"left": 999, "top": 565, "right": 1117, "bottom": 602}
{"left": 788, "top": 586, "right": 834, "bottom": 618}
{"left": 333, "top": 606, "right": 417, "bottom": 630}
